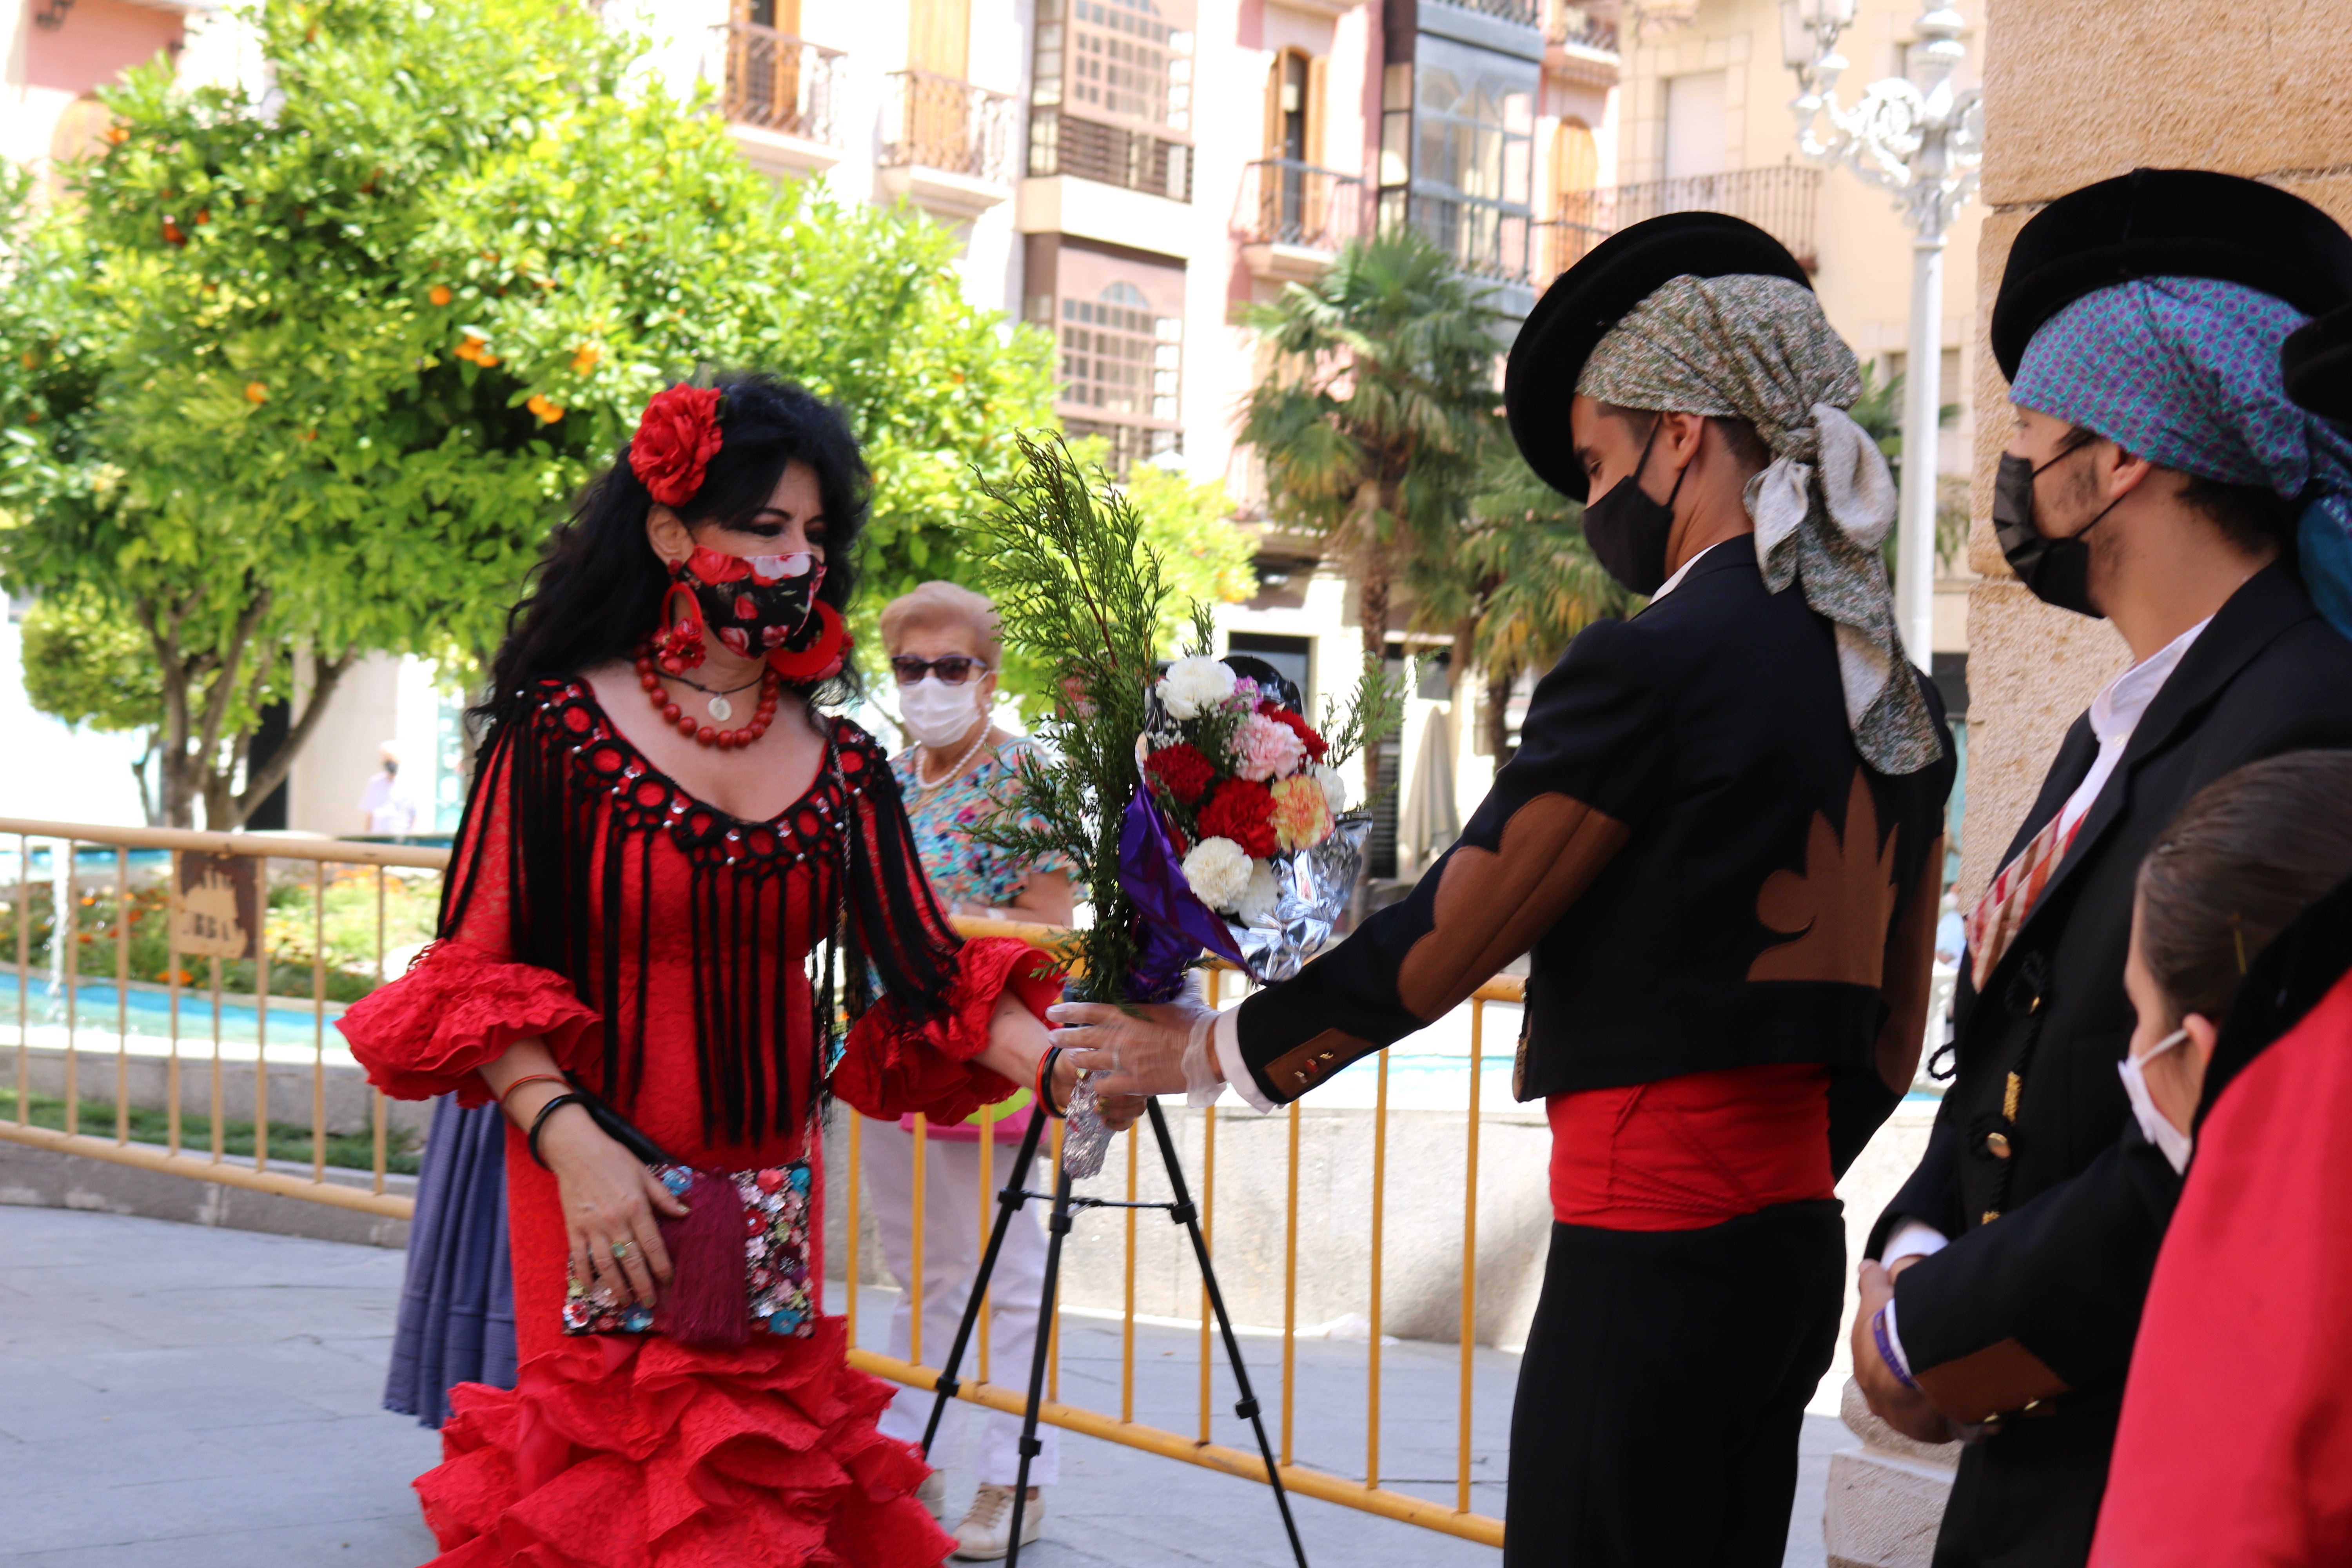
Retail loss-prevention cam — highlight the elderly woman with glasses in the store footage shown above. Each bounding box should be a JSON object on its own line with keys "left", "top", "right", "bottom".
{"left": 866, "top": 580, "right": 1074, "bottom": 1560}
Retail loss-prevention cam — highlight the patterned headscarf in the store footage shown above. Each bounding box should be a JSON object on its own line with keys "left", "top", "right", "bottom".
{"left": 1578, "top": 273, "right": 1942, "bottom": 777}
{"left": 2011, "top": 276, "right": 2352, "bottom": 637}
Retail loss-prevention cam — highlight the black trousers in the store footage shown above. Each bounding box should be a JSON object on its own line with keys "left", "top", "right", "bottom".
{"left": 1931, "top": 1390, "right": 2120, "bottom": 1568}
{"left": 1504, "top": 1200, "right": 1844, "bottom": 1567}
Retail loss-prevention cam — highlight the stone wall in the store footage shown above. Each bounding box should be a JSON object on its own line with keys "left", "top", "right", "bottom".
{"left": 1957, "top": 0, "right": 2352, "bottom": 902}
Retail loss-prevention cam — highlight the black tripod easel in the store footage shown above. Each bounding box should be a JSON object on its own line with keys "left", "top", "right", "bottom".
{"left": 918, "top": 1098, "right": 1309, "bottom": 1568}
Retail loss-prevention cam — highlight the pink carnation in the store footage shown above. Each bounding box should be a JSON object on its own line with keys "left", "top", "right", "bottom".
{"left": 1231, "top": 713, "right": 1305, "bottom": 782}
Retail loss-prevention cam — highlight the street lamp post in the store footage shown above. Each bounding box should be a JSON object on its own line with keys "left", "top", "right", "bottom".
{"left": 1779, "top": 1, "right": 1982, "bottom": 668}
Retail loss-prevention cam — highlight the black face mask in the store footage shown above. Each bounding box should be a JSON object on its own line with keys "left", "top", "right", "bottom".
{"left": 1581, "top": 418, "right": 1690, "bottom": 597}
{"left": 1991, "top": 439, "right": 2124, "bottom": 618}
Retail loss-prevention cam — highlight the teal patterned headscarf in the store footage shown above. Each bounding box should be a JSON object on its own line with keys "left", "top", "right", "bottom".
{"left": 1578, "top": 273, "right": 1943, "bottom": 777}
{"left": 2011, "top": 276, "right": 2352, "bottom": 637}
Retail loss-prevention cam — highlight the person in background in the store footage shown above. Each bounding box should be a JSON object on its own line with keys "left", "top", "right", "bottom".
{"left": 359, "top": 740, "right": 423, "bottom": 837}
{"left": 1855, "top": 171, "right": 2352, "bottom": 1566}
{"left": 865, "top": 580, "right": 1074, "bottom": 1561}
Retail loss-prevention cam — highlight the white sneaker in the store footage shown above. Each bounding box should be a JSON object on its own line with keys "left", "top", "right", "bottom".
{"left": 951, "top": 1484, "right": 1044, "bottom": 1561}
{"left": 916, "top": 1470, "right": 946, "bottom": 1519}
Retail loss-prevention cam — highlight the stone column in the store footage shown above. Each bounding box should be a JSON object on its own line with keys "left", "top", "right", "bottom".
{"left": 1824, "top": 5, "right": 2352, "bottom": 1563}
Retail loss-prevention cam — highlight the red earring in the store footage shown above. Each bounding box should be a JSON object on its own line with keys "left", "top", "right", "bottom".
{"left": 653, "top": 582, "right": 707, "bottom": 673}
{"left": 764, "top": 601, "right": 848, "bottom": 682}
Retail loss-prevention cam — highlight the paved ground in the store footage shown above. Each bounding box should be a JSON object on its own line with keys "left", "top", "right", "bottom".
{"left": 0, "top": 1207, "right": 1844, "bottom": 1566}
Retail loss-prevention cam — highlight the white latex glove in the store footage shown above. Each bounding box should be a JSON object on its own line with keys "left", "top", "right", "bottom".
{"left": 1046, "top": 996, "right": 1223, "bottom": 1104}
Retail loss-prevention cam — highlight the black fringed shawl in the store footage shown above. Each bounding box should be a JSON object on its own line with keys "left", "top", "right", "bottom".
{"left": 439, "top": 678, "right": 962, "bottom": 1145}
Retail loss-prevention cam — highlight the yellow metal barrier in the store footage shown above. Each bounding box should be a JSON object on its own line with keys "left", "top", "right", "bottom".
{"left": 0, "top": 818, "right": 1519, "bottom": 1548}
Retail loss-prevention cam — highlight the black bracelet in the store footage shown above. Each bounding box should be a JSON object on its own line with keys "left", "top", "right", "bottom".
{"left": 1038, "top": 1045, "right": 1067, "bottom": 1118}
{"left": 527, "top": 1090, "right": 590, "bottom": 1169}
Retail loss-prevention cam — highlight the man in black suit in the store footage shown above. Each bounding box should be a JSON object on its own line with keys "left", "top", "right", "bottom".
{"left": 1853, "top": 170, "right": 2352, "bottom": 1567}
{"left": 1055, "top": 215, "right": 1955, "bottom": 1565}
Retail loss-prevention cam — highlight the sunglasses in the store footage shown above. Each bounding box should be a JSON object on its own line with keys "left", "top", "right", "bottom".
{"left": 890, "top": 655, "right": 991, "bottom": 686}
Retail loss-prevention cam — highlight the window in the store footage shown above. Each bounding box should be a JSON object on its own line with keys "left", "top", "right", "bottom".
{"left": 1384, "top": 35, "right": 1536, "bottom": 281}
{"left": 1031, "top": 0, "right": 1193, "bottom": 131}
{"left": 1026, "top": 238, "right": 1186, "bottom": 474}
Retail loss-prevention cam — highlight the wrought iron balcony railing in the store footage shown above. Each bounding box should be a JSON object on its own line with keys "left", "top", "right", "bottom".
{"left": 1545, "top": 3, "right": 1619, "bottom": 50}
{"left": 880, "top": 69, "right": 1021, "bottom": 186}
{"left": 1027, "top": 109, "right": 1193, "bottom": 203}
{"left": 1396, "top": 191, "right": 1536, "bottom": 285}
{"left": 1236, "top": 159, "right": 1368, "bottom": 252}
{"left": 1425, "top": 0, "right": 1543, "bottom": 28}
{"left": 1539, "top": 166, "right": 1821, "bottom": 280}
{"left": 715, "top": 22, "right": 847, "bottom": 146}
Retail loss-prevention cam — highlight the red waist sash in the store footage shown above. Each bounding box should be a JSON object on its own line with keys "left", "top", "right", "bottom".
{"left": 1546, "top": 1062, "right": 1833, "bottom": 1231}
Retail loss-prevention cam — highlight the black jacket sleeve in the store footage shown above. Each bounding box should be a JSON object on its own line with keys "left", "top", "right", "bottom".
{"left": 1232, "top": 619, "right": 1657, "bottom": 1104}
{"left": 1868, "top": 1088, "right": 1970, "bottom": 1256}
{"left": 1891, "top": 1125, "right": 2183, "bottom": 1421}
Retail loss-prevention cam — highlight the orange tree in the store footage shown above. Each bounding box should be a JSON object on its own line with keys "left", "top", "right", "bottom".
{"left": 0, "top": 0, "right": 1051, "bottom": 827}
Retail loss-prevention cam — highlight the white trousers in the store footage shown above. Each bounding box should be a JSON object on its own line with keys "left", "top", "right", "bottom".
{"left": 861, "top": 1117, "right": 1061, "bottom": 1488}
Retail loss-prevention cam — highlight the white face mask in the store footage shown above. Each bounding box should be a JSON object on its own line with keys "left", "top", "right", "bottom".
{"left": 899, "top": 673, "right": 984, "bottom": 750}
{"left": 2117, "top": 1027, "right": 2194, "bottom": 1176}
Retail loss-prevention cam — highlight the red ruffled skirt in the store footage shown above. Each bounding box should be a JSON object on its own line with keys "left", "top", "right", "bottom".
{"left": 416, "top": 1317, "right": 952, "bottom": 1567}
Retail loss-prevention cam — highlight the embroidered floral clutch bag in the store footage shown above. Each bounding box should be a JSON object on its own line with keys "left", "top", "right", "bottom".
{"left": 554, "top": 1089, "right": 816, "bottom": 1345}
{"left": 562, "top": 1161, "right": 816, "bottom": 1342}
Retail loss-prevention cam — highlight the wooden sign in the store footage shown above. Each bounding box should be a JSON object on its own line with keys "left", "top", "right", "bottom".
{"left": 175, "top": 851, "right": 258, "bottom": 962}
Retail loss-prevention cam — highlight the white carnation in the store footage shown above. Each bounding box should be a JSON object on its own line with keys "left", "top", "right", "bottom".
{"left": 1156, "top": 655, "right": 1237, "bottom": 720}
{"left": 1234, "top": 859, "right": 1281, "bottom": 927}
{"left": 1314, "top": 764, "right": 1349, "bottom": 815}
{"left": 1181, "top": 835, "right": 1254, "bottom": 912}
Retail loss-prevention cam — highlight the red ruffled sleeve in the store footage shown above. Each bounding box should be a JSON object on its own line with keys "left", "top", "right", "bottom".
{"left": 338, "top": 938, "right": 601, "bottom": 1106}
{"left": 832, "top": 936, "right": 1063, "bottom": 1123}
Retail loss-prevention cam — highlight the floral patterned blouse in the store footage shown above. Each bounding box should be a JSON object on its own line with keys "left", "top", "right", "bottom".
{"left": 889, "top": 734, "right": 1068, "bottom": 912}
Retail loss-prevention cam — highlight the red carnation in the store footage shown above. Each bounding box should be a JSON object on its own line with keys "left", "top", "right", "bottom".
{"left": 1197, "top": 778, "right": 1277, "bottom": 859}
{"left": 630, "top": 384, "right": 724, "bottom": 506}
{"left": 1145, "top": 742, "right": 1217, "bottom": 804}
{"left": 1259, "top": 704, "right": 1329, "bottom": 763}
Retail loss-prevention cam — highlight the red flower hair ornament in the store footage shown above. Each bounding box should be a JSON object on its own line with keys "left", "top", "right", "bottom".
{"left": 630, "top": 385, "right": 725, "bottom": 507}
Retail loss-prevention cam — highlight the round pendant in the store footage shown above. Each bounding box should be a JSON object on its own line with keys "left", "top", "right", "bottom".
{"left": 707, "top": 694, "right": 734, "bottom": 723}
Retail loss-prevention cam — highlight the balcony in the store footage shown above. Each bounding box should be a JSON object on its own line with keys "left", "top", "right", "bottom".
{"left": 713, "top": 22, "right": 847, "bottom": 179}
{"left": 878, "top": 70, "right": 1022, "bottom": 223}
{"left": 1426, "top": 0, "right": 1541, "bottom": 27}
{"left": 1537, "top": 166, "right": 1822, "bottom": 281}
{"left": 1027, "top": 109, "right": 1193, "bottom": 203}
{"left": 1235, "top": 160, "right": 1368, "bottom": 283}
{"left": 1544, "top": 3, "right": 1620, "bottom": 85}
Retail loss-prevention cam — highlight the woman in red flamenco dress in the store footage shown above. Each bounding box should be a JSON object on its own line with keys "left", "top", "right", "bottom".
{"left": 339, "top": 374, "right": 1081, "bottom": 1568}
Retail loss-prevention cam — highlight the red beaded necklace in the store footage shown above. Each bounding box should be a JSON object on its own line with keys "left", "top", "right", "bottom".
{"left": 636, "top": 642, "right": 783, "bottom": 750}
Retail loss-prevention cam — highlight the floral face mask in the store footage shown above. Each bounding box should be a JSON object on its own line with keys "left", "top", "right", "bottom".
{"left": 675, "top": 544, "right": 825, "bottom": 660}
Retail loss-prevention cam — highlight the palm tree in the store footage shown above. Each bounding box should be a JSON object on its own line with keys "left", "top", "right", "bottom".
{"left": 1416, "top": 442, "right": 1637, "bottom": 776}
{"left": 1240, "top": 229, "right": 1503, "bottom": 797}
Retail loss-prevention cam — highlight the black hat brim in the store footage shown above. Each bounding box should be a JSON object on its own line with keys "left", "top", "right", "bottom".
{"left": 1504, "top": 212, "right": 1811, "bottom": 502}
{"left": 2285, "top": 304, "right": 2352, "bottom": 422}
{"left": 1991, "top": 169, "right": 2352, "bottom": 381}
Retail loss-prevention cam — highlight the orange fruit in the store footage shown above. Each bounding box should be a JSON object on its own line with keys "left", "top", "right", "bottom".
{"left": 428, "top": 285, "right": 452, "bottom": 306}
{"left": 244, "top": 381, "right": 268, "bottom": 404}
{"left": 571, "top": 345, "right": 601, "bottom": 375}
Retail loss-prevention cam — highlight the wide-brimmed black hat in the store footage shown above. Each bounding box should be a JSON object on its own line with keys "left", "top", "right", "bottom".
{"left": 1505, "top": 212, "right": 1811, "bottom": 501}
{"left": 1991, "top": 169, "right": 2352, "bottom": 381}
{"left": 2285, "top": 304, "right": 2352, "bottom": 421}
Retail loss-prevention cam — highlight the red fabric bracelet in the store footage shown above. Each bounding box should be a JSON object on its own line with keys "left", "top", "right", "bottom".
{"left": 497, "top": 1071, "right": 570, "bottom": 1109}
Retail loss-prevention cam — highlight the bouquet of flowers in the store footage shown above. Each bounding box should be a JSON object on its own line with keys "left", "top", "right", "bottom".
{"left": 969, "top": 434, "right": 1396, "bottom": 1173}
{"left": 1131, "top": 655, "right": 1371, "bottom": 984}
